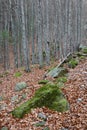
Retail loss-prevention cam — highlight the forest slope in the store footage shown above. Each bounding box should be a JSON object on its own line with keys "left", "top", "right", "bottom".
{"left": 0, "top": 58, "right": 87, "bottom": 130}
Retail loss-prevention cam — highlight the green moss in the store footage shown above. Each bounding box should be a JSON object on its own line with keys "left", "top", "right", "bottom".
{"left": 82, "top": 47, "right": 87, "bottom": 54}
{"left": 14, "top": 72, "right": 22, "bottom": 77}
{"left": 79, "top": 56, "right": 85, "bottom": 61}
{"left": 68, "top": 59, "right": 78, "bottom": 68}
{"left": 76, "top": 52, "right": 83, "bottom": 57}
{"left": 38, "top": 80, "right": 49, "bottom": 84}
{"left": 52, "top": 99, "right": 69, "bottom": 112}
{"left": 57, "top": 82, "right": 65, "bottom": 88}
{"left": 48, "top": 67, "right": 55, "bottom": 72}
{"left": 57, "top": 77, "right": 67, "bottom": 83}
{"left": 12, "top": 84, "right": 69, "bottom": 118}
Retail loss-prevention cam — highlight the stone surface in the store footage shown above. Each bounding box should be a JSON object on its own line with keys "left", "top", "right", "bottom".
{"left": 1, "top": 127, "right": 8, "bottom": 130}
{"left": 11, "top": 95, "right": 18, "bottom": 103}
{"left": 0, "top": 103, "right": 7, "bottom": 111}
{"left": 0, "top": 96, "right": 3, "bottom": 101}
{"left": 15, "top": 82, "right": 27, "bottom": 91}
{"left": 35, "top": 121, "right": 46, "bottom": 127}
{"left": 79, "top": 44, "right": 86, "bottom": 50}
{"left": 77, "top": 98, "right": 82, "bottom": 103}
{"left": 38, "top": 113, "right": 47, "bottom": 121}
{"left": 46, "top": 67, "right": 68, "bottom": 78}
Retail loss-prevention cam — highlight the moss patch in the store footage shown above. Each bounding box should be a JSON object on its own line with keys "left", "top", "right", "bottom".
{"left": 38, "top": 80, "right": 49, "bottom": 84}
{"left": 57, "top": 77, "right": 67, "bottom": 83}
{"left": 68, "top": 59, "right": 78, "bottom": 68}
{"left": 12, "top": 84, "right": 69, "bottom": 118}
{"left": 14, "top": 72, "right": 22, "bottom": 77}
{"left": 57, "top": 82, "right": 65, "bottom": 88}
{"left": 82, "top": 47, "right": 87, "bottom": 54}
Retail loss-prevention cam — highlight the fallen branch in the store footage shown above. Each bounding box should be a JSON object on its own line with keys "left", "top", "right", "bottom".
{"left": 44, "top": 53, "right": 71, "bottom": 78}
{"left": 56, "top": 53, "right": 71, "bottom": 68}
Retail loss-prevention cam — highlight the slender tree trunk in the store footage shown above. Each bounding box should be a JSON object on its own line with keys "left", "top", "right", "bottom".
{"left": 21, "top": 0, "right": 30, "bottom": 71}
{"left": 37, "top": 0, "right": 43, "bottom": 68}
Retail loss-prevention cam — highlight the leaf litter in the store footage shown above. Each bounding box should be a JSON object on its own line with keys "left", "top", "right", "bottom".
{"left": 0, "top": 59, "right": 87, "bottom": 130}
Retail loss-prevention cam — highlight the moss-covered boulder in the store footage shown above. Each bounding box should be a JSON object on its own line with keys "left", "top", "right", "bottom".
{"left": 57, "top": 82, "right": 65, "bottom": 88}
{"left": 82, "top": 47, "right": 87, "bottom": 54}
{"left": 12, "top": 84, "right": 69, "bottom": 118}
{"left": 46, "top": 67, "right": 68, "bottom": 78}
{"left": 57, "top": 77, "right": 67, "bottom": 83}
{"left": 68, "top": 59, "right": 78, "bottom": 68}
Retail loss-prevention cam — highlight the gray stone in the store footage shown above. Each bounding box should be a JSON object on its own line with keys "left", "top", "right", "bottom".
{"left": 1, "top": 127, "right": 8, "bottom": 130}
{"left": 35, "top": 121, "right": 46, "bottom": 127}
{"left": 77, "top": 98, "right": 82, "bottom": 103}
{"left": 46, "top": 67, "right": 68, "bottom": 78}
{"left": 79, "top": 44, "right": 87, "bottom": 50}
{"left": 11, "top": 95, "right": 18, "bottom": 103}
{"left": 38, "top": 113, "right": 47, "bottom": 121}
{"left": 0, "top": 103, "right": 7, "bottom": 111}
{"left": 22, "top": 93, "right": 27, "bottom": 99}
{"left": 15, "top": 82, "right": 27, "bottom": 91}
{"left": 0, "top": 96, "right": 3, "bottom": 101}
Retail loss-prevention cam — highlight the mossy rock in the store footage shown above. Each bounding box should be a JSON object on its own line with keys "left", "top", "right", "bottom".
{"left": 57, "top": 82, "right": 65, "bottom": 88}
{"left": 14, "top": 72, "right": 22, "bottom": 77}
{"left": 57, "top": 77, "right": 67, "bottom": 83}
{"left": 76, "top": 52, "right": 87, "bottom": 57}
{"left": 47, "top": 67, "right": 68, "bottom": 78}
{"left": 52, "top": 99, "right": 69, "bottom": 112}
{"left": 34, "top": 121, "right": 46, "bottom": 127}
{"left": 38, "top": 80, "right": 49, "bottom": 84}
{"left": 79, "top": 56, "right": 85, "bottom": 61}
{"left": 79, "top": 44, "right": 86, "bottom": 50}
{"left": 68, "top": 59, "right": 78, "bottom": 68}
{"left": 82, "top": 47, "right": 87, "bottom": 54}
{"left": 12, "top": 84, "right": 69, "bottom": 118}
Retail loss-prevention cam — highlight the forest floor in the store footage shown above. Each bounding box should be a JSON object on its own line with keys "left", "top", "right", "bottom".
{"left": 0, "top": 58, "right": 87, "bottom": 130}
